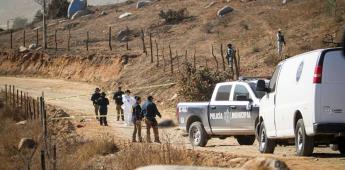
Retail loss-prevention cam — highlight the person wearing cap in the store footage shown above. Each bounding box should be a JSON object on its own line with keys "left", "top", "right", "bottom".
{"left": 277, "top": 29, "right": 286, "bottom": 57}
{"left": 122, "top": 90, "right": 135, "bottom": 126}
{"left": 91, "top": 88, "right": 101, "bottom": 120}
{"left": 97, "top": 92, "right": 109, "bottom": 126}
{"left": 226, "top": 43, "right": 235, "bottom": 67}
{"left": 113, "top": 86, "right": 124, "bottom": 121}
{"left": 132, "top": 96, "right": 143, "bottom": 142}
{"left": 142, "top": 96, "right": 162, "bottom": 143}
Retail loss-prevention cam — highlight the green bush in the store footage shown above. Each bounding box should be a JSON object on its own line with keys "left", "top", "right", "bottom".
{"left": 177, "top": 62, "right": 229, "bottom": 101}
{"left": 159, "top": 8, "right": 188, "bottom": 24}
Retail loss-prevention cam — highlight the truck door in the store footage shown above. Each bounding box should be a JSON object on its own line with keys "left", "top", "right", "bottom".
{"left": 262, "top": 65, "right": 281, "bottom": 137}
{"left": 229, "top": 84, "right": 256, "bottom": 131}
{"left": 209, "top": 84, "right": 233, "bottom": 135}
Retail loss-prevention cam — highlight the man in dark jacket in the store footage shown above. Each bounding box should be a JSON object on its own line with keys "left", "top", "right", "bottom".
{"left": 113, "top": 87, "right": 124, "bottom": 121}
{"left": 97, "top": 92, "right": 109, "bottom": 126}
{"left": 132, "top": 96, "right": 143, "bottom": 142}
{"left": 226, "top": 43, "right": 235, "bottom": 67}
{"left": 142, "top": 96, "right": 162, "bottom": 143}
{"left": 91, "top": 88, "right": 101, "bottom": 120}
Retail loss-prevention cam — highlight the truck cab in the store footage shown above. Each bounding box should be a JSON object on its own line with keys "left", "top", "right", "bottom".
{"left": 177, "top": 78, "right": 268, "bottom": 147}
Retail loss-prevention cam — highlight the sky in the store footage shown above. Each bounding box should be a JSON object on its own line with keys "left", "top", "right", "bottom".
{"left": 0, "top": 0, "right": 127, "bottom": 29}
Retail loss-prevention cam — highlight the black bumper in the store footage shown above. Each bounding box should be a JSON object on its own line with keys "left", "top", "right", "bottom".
{"left": 314, "top": 123, "right": 345, "bottom": 134}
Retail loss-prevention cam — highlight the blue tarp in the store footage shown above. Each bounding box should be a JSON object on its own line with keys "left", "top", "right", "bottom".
{"left": 67, "top": 0, "right": 87, "bottom": 18}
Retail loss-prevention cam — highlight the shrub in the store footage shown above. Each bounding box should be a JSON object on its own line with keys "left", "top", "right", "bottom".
{"left": 177, "top": 62, "right": 229, "bottom": 101}
{"left": 159, "top": 8, "right": 189, "bottom": 24}
{"left": 12, "top": 17, "right": 28, "bottom": 29}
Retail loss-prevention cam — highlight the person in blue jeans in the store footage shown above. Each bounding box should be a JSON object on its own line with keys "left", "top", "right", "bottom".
{"left": 132, "top": 96, "right": 143, "bottom": 142}
{"left": 142, "top": 96, "right": 162, "bottom": 143}
{"left": 97, "top": 92, "right": 109, "bottom": 126}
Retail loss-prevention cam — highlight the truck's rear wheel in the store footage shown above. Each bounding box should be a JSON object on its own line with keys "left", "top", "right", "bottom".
{"left": 259, "top": 122, "right": 275, "bottom": 153}
{"left": 236, "top": 135, "right": 255, "bottom": 145}
{"left": 189, "top": 122, "right": 208, "bottom": 147}
{"left": 295, "top": 119, "right": 314, "bottom": 156}
{"left": 337, "top": 138, "right": 345, "bottom": 155}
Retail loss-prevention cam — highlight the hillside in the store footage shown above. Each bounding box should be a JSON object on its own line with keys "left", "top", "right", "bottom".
{"left": 0, "top": 0, "right": 344, "bottom": 107}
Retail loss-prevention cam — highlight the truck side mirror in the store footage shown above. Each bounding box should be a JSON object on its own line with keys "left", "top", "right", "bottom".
{"left": 256, "top": 80, "right": 269, "bottom": 92}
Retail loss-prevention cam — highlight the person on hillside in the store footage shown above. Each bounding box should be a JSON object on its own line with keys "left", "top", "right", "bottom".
{"left": 122, "top": 90, "right": 135, "bottom": 126}
{"left": 113, "top": 86, "right": 124, "bottom": 121}
{"left": 226, "top": 43, "right": 235, "bottom": 67}
{"left": 91, "top": 88, "right": 101, "bottom": 120}
{"left": 142, "top": 96, "right": 162, "bottom": 143}
{"left": 132, "top": 96, "right": 143, "bottom": 142}
{"left": 277, "top": 29, "right": 286, "bottom": 57}
{"left": 97, "top": 92, "right": 109, "bottom": 126}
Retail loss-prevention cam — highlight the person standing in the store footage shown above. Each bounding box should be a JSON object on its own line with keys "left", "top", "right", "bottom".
{"left": 122, "top": 90, "right": 135, "bottom": 126}
{"left": 113, "top": 87, "right": 124, "bottom": 121}
{"left": 277, "top": 29, "right": 286, "bottom": 57}
{"left": 226, "top": 43, "right": 235, "bottom": 67}
{"left": 142, "top": 96, "right": 162, "bottom": 143}
{"left": 91, "top": 88, "right": 101, "bottom": 120}
{"left": 132, "top": 96, "right": 143, "bottom": 142}
{"left": 97, "top": 92, "right": 109, "bottom": 126}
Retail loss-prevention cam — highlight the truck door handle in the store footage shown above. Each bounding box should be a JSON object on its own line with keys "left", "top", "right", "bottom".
{"left": 211, "top": 106, "right": 216, "bottom": 109}
{"left": 230, "top": 106, "right": 237, "bottom": 109}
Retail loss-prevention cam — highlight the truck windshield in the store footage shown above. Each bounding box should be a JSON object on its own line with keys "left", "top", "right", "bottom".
{"left": 249, "top": 82, "right": 266, "bottom": 99}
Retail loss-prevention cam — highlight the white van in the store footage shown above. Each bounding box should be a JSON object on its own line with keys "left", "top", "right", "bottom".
{"left": 256, "top": 48, "right": 345, "bottom": 156}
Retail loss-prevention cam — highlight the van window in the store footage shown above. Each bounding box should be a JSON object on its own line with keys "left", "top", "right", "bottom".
{"left": 269, "top": 65, "right": 281, "bottom": 92}
{"left": 215, "top": 85, "right": 232, "bottom": 101}
{"left": 323, "top": 50, "right": 345, "bottom": 83}
{"left": 233, "top": 85, "right": 251, "bottom": 101}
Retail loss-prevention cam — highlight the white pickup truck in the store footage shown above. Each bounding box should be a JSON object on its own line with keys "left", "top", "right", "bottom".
{"left": 256, "top": 48, "right": 345, "bottom": 156}
{"left": 177, "top": 78, "right": 268, "bottom": 147}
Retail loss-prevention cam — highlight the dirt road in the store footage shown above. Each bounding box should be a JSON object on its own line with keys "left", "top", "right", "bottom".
{"left": 1, "top": 77, "right": 345, "bottom": 169}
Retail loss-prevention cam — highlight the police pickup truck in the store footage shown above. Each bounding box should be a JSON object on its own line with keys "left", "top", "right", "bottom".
{"left": 177, "top": 78, "right": 268, "bottom": 147}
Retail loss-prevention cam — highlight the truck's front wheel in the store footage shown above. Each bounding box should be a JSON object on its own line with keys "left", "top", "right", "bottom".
{"left": 189, "top": 122, "right": 208, "bottom": 147}
{"left": 259, "top": 122, "right": 276, "bottom": 153}
{"left": 295, "top": 119, "right": 314, "bottom": 156}
{"left": 236, "top": 135, "right": 255, "bottom": 145}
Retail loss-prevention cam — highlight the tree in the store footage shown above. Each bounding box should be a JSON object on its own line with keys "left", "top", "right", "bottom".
{"left": 12, "top": 17, "right": 28, "bottom": 29}
{"left": 48, "top": 0, "right": 69, "bottom": 19}
{"left": 33, "top": 10, "right": 43, "bottom": 23}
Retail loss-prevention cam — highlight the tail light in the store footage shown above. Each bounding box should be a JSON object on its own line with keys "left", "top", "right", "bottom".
{"left": 313, "top": 65, "right": 323, "bottom": 84}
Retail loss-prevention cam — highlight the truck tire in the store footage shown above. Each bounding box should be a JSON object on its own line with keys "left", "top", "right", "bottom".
{"left": 236, "top": 135, "right": 255, "bottom": 145}
{"left": 337, "top": 138, "right": 345, "bottom": 155}
{"left": 259, "top": 122, "right": 276, "bottom": 153}
{"left": 295, "top": 119, "right": 314, "bottom": 156}
{"left": 189, "top": 122, "right": 208, "bottom": 147}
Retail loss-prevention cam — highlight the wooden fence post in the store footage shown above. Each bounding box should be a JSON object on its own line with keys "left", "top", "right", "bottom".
{"left": 176, "top": 50, "right": 180, "bottom": 71}
{"left": 16, "top": 89, "right": 19, "bottom": 108}
{"left": 9, "top": 85, "right": 12, "bottom": 106}
{"left": 37, "top": 97, "right": 40, "bottom": 119}
{"left": 169, "top": 44, "right": 173, "bottom": 74}
{"left": 68, "top": 28, "right": 71, "bottom": 51}
{"left": 23, "top": 30, "right": 26, "bottom": 47}
{"left": 10, "top": 30, "right": 13, "bottom": 49}
{"left": 12, "top": 85, "right": 15, "bottom": 109}
{"left": 20, "top": 91, "right": 23, "bottom": 112}
{"left": 5, "top": 85, "right": 8, "bottom": 106}
{"left": 205, "top": 55, "right": 208, "bottom": 68}
{"left": 162, "top": 44, "right": 166, "bottom": 72}
{"left": 149, "top": 32, "right": 153, "bottom": 63}
{"left": 36, "top": 29, "right": 39, "bottom": 45}
{"left": 53, "top": 145, "right": 57, "bottom": 170}
{"left": 193, "top": 48, "right": 196, "bottom": 69}
{"left": 109, "top": 26, "right": 112, "bottom": 51}
{"left": 184, "top": 50, "right": 188, "bottom": 62}
{"left": 233, "top": 51, "right": 240, "bottom": 80}
{"left": 237, "top": 48, "right": 241, "bottom": 76}
{"left": 54, "top": 30, "right": 57, "bottom": 51}
{"left": 33, "top": 98, "right": 36, "bottom": 119}
{"left": 211, "top": 45, "right": 219, "bottom": 71}
{"left": 155, "top": 40, "right": 159, "bottom": 67}
{"left": 141, "top": 29, "right": 147, "bottom": 55}
{"left": 126, "top": 26, "right": 129, "bottom": 51}
{"left": 220, "top": 44, "right": 225, "bottom": 71}
{"left": 40, "top": 150, "right": 46, "bottom": 170}
{"left": 86, "top": 31, "right": 89, "bottom": 51}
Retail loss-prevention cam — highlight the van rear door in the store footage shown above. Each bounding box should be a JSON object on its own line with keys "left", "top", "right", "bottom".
{"left": 317, "top": 49, "right": 345, "bottom": 123}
